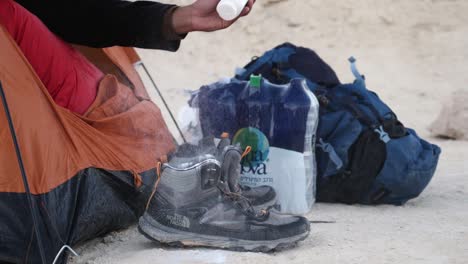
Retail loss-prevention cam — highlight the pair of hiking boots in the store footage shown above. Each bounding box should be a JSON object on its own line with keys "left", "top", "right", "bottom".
{"left": 138, "top": 136, "right": 310, "bottom": 252}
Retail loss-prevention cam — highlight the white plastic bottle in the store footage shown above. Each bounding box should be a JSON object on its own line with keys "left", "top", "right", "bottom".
{"left": 216, "top": 0, "right": 248, "bottom": 21}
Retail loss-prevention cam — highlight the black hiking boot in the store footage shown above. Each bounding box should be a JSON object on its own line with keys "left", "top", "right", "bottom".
{"left": 138, "top": 155, "right": 310, "bottom": 252}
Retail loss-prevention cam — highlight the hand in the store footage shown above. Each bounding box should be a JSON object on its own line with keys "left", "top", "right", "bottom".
{"left": 172, "top": 0, "right": 256, "bottom": 34}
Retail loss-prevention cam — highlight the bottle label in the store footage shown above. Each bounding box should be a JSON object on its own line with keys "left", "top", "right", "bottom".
{"left": 233, "top": 127, "right": 313, "bottom": 214}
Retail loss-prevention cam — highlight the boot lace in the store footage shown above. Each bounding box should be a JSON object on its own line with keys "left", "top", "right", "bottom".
{"left": 218, "top": 186, "right": 269, "bottom": 221}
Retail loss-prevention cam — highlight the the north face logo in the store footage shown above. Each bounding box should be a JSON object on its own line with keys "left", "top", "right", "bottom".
{"left": 166, "top": 214, "right": 190, "bottom": 229}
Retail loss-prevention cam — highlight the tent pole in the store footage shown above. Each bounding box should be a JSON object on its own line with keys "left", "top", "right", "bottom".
{"left": 0, "top": 81, "right": 48, "bottom": 264}
{"left": 136, "top": 61, "right": 187, "bottom": 144}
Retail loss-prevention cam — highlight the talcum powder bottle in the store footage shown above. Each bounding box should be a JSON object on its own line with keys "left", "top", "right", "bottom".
{"left": 216, "top": 0, "right": 248, "bottom": 21}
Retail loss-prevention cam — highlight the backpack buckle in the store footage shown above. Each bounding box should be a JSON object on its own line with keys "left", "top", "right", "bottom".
{"left": 374, "top": 125, "right": 391, "bottom": 143}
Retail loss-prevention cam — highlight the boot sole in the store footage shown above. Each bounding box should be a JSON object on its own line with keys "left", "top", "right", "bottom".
{"left": 138, "top": 213, "right": 310, "bottom": 252}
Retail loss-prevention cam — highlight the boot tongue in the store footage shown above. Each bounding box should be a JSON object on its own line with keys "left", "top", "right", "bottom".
{"left": 216, "top": 135, "right": 231, "bottom": 157}
{"left": 227, "top": 152, "right": 242, "bottom": 193}
{"left": 217, "top": 142, "right": 269, "bottom": 220}
{"left": 217, "top": 134, "right": 243, "bottom": 193}
{"left": 220, "top": 147, "right": 242, "bottom": 193}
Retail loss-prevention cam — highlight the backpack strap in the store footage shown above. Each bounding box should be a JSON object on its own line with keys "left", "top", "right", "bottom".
{"left": 349, "top": 90, "right": 386, "bottom": 124}
{"left": 348, "top": 57, "right": 394, "bottom": 126}
{"left": 344, "top": 96, "right": 376, "bottom": 127}
{"left": 349, "top": 56, "right": 365, "bottom": 83}
{"left": 317, "top": 138, "right": 344, "bottom": 170}
{"left": 320, "top": 89, "right": 376, "bottom": 128}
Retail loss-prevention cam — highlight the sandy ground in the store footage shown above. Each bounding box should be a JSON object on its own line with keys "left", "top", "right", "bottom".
{"left": 70, "top": 0, "right": 468, "bottom": 263}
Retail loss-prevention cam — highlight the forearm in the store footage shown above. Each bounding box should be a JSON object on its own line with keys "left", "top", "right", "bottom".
{"left": 15, "top": 0, "right": 183, "bottom": 50}
{"left": 14, "top": 0, "right": 256, "bottom": 49}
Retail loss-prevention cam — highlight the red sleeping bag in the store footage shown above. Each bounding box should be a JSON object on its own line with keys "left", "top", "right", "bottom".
{"left": 0, "top": 0, "right": 103, "bottom": 114}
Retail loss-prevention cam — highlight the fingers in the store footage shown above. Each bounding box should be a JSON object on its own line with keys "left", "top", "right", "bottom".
{"left": 240, "top": 0, "right": 255, "bottom": 17}
{"left": 240, "top": 6, "right": 251, "bottom": 16}
{"left": 247, "top": 0, "right": 256, "bottom": 9}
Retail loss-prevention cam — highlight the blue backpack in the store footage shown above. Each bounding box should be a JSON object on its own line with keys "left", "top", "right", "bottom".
{"left": 236, "top": 43, "right": 441, "bottom": 205}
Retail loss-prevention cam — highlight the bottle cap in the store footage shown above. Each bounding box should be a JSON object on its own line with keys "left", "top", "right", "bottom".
{"left": 217, "top": 1, "right": 239, "bottom": 21}
{"left": 250, "top": 74, "right": 262, "bottom": 88}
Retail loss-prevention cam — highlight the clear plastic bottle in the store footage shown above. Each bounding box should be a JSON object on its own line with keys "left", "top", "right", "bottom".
{"left": 216, "top": 0, "right": 248, "bottom": 21}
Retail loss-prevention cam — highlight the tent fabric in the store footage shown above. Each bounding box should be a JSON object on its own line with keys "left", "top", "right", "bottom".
{"left": 103, "top": 47, "right": 150, "bottom": 100}
{"left": 75, "top": 45, "right": 151, "bottom": 101}
{"left": 0, "top": 24, "right": 175, "bottom": 194}
{"left": 0, "top": 21, "right": 175, "bottom": 263}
